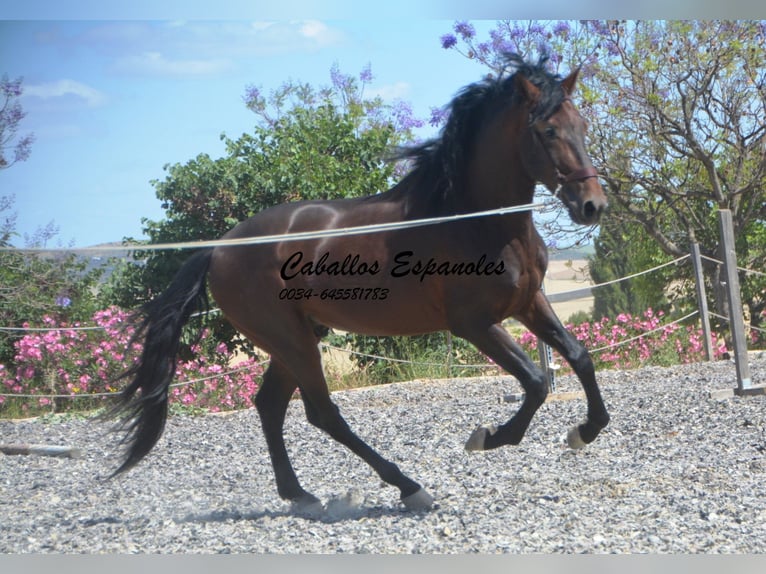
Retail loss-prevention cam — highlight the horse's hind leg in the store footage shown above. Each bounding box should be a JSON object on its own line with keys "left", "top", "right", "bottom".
{"left": 285, "top": 334, "right": 433, "bottom": 510}
{"left": 254, "top": 361, "right": 322, "bottom": 513}
{"left": 298, "top": 388, "right": 432, "bottom": 510}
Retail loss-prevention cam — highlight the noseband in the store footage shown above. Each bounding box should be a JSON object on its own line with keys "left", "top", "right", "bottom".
{"left": 557, "top": 165, "right": 599, "bottom": 184}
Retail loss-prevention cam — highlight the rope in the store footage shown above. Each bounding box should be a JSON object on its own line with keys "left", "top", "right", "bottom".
{"left": 0, "top": 325, "right": 107, "bottom": 333}
{"left": 544, "top": 255, "right": 689, "bottom": 301}
{"left": 586, "top": 255, "right": 689, "bottom": 291}
{"left": 709, "top": 312, "right": 766, "bottom": 334}
{"left": 320, "top": 342, "right": 497, "bottom": 370}
{"left": 589, "top": 310, "right": 699, "bottom": 354}
{"left": 700, "top": 255, "right": 766, "bottom": 278}
{"left": 0, "top": 202, "right": 544, "bottom": 254}
{"left": 0, "top": 255, "right": 690, "bottom": 334}
{"left": 0, "top": 359, "right": 269, "bottom": 400}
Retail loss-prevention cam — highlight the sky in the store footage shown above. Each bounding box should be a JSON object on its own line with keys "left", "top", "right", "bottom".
{"left": 2, "top": 19, "right": 499, "bottom": 247}
{"left": 1, "top": 2, "right": 762, "bottom": 248}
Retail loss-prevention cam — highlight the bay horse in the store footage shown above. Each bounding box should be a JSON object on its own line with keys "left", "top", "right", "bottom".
{"left": 107, "top": 54, "right": 609, "bottom": 512}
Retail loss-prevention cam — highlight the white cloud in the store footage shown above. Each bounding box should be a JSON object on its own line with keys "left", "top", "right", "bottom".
{"left": 112, "top": 51, "right": 235, "bottom": 78}
{"left": 297, "top": 20, "right": 344, "bottom": 47}
{"left": 367, "top": 82, "right": 412, "bottom": 101}
{"left": 25, "top": 79, "right": 107, "bottom": 107}
{"left": 104, "top": 20, "right": 344, "bottom": 77}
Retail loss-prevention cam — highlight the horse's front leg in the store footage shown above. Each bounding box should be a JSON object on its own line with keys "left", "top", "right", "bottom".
{"left": 454, "top": 322, "right": 550, "bottom": 451}
{"left": 518, "top": 290, "right": 610, "bottom": 447}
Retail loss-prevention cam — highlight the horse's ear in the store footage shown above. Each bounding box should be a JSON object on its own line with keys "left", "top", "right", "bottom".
{"left": 561, "top": 66, "right": 581, "bottom": 96}
{"left": 514, "top": 74, "right": 541, "bottom": 106}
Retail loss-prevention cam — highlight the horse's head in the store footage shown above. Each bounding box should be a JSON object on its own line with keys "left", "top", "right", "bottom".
{"left": 516, "top": 67, "right": 607, "bottom": 225}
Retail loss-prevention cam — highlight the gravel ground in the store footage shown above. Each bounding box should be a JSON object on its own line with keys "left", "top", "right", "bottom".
{"left": 1, "top": 358, "right": 766, "bottom": 554}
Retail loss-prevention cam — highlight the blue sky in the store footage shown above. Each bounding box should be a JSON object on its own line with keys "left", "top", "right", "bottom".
{"left": 1, "top": 18, "right": 520, "bottom": 247}
{"left": 2, "top": 3, "right": 762, "bottom": 248}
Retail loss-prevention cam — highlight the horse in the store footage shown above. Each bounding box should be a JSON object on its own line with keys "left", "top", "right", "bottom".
{"left": 105, "top": 54, "right": 610, "bottom": 513}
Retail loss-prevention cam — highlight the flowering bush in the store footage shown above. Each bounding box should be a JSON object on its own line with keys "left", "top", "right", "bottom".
{"left": 518, "top": 308, "right": 729, "bottom": 373}
{"left": 0, "top": 307, "right": 263, "bottom": 417}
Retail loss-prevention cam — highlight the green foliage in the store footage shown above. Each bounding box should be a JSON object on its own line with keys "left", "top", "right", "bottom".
{"left": 331, "top": 330, "right": 492, "bottom": 385}
{"left": 0, "top": 195, "right": 106, "bottom": 365}
{"left": 589, "top": 217, "right": 673, "bottom": 319}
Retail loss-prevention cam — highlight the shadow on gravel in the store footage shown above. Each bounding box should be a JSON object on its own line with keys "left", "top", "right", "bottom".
{"left": 172, "top": 502, "right": 427, "bottom": 525}
{"left": 78, "top": 496, "right": 429, "bottom": 529}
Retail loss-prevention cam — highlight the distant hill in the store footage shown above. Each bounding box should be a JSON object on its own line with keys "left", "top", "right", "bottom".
{"left": 549, "top": 244, "right": 594, "bottom": 261}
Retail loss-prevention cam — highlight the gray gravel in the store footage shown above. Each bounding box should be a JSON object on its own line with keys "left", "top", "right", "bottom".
{"left": 2, "top": 358, "right": 766, "bottom": 553}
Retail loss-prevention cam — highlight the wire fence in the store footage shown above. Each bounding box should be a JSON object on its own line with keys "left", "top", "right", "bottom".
{"left": 1, "top": 209, "right": 764, "bottom": 404}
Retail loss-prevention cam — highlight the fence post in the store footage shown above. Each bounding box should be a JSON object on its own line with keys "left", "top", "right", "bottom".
{"left": 690, "top": 242, "right": 714, "bottom": 361}
{"left": 717, "top": 209, "right": 760, "bottom": 395}
{"left": 537, "top": 283, "right": 557, "bottom": 393}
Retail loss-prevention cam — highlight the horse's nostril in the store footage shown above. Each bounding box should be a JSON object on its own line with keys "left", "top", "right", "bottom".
{"left": 583, "top": 200, "right": 597, "bottom": 219}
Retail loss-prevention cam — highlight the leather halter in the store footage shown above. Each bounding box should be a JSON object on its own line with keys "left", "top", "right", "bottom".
{"left": 557, "top": 165, "right": 599, "bottom": 184}
{"left": 533, "top": 97, "right": 599, "bottom": 186}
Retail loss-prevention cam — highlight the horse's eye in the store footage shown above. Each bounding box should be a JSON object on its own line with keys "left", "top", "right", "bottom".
{"left": 544, "top": 126, "right": 557, "bottom": 139}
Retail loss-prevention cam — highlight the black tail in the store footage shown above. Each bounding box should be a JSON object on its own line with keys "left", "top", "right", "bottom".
{"left": 103, "top": 249, "right": 214, "bottom": 476}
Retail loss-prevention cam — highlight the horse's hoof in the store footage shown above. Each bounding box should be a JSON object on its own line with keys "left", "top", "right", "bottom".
{"left": 565, "top": 425, "right": 587, "bottom": 449}
{"left": 465, "top": 424, "right": 496, "bottom": 452}
{"left": 401, "top": 487, "right": 434, "bottom": 511}
{"left": 290, "top": 494, "right": 325, "bottom": 517}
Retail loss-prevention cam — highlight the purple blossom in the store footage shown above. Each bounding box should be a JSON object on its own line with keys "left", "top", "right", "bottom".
{"left": 509, "top": 25, "right": 525, "bottom": 42}
{"left": 428, "top": 106, "right": 449, "bottom": 127}
{"left": 553, "top": 22, "right": 572, "bottom": 37}
{"left": 582, "top": 20, "right": 611, "bottom": 37}
{"left": 1, "top": 74, "right": 23, "bottom": 98}
{"left": 1, "top": 75, "right": 34, "bottom": 169}
{"left": 55, "top": 296, "right": 72, "bottom": 308}
{"left": 244, "top": 85, "right": 261, "bottom": 102}
{"left": 440, "top": 33, "right": 458, "bottom": 49}
{"left": 391, "top": 100, "right": 424, "bottom": 131}
{"left": 330, "top": 62, "right": 351, "bottom": 92}
{"left": 454, "top": 21, "right": 476, "bottom": 40}
{"left": 489, "top": 29, "right": 515, "bottom": 54}
{"left": 359, "top": 63, "right": 373, "bottom": 84}
{"left": 242, "top": 84, "right": 265, "bottom": 114}
{"left": 15, "top": 134, "right": 34, "bottom": 163}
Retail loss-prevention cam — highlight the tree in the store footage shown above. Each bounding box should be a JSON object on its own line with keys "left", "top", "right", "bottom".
{"left": 441, "top": 20, "right": 766, "bottom": 333}
{"left": 0, "top": 75, "right": 34, "bottom": 170}
{"left": 589, "top": 217, "right": 673, "bottom": 319}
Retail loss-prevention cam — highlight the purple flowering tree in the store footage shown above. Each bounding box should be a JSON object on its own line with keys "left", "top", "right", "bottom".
{"left": 441, "top": 20, "right": 766, "bottom": 331}
{"left": 0, "top": 75, "right": 34, "bottom": 171}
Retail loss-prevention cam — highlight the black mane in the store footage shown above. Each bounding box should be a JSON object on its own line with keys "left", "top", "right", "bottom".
{"left": 395, "top": 53, "right": 567, "bottom": 215}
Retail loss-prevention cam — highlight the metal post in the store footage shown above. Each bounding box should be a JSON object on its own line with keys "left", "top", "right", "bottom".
{"left": 717, "top": 209, "right": 759, "bottom": 395}
{"left": 690, "top": 242, "right": 714, "bottom": 361}
{"left": 537, "top": 283, "right": 557, "bottom": 393}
